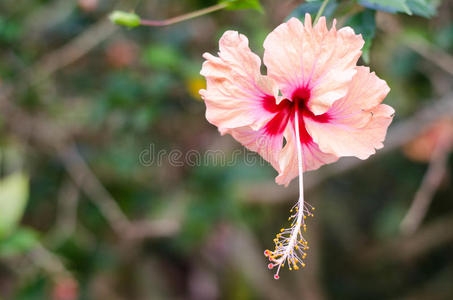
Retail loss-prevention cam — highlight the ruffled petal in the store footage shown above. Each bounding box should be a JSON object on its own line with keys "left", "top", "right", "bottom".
{"left": 275, "top": 123, "right": 338, "bottom": 186}
{"left": 228, "top": 126, "right": 284, "bottom": 172}
{"left": 263, "top": 14, "right": 364, "bottom": 115}
{"left": 200, "top": 31, "right": 278, "bottom": 134}
{"left": 227, "top": 100, "right": 293, "bottom": 172}
{"left": 305, "top": 67, "right": 394, "bottom": 159}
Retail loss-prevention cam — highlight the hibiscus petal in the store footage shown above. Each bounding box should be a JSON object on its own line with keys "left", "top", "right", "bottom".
{"left": 263, "top": 14, "right": 364, "bottom": 115}
{"left": 227, "top": 100, "right": 293, "bottom": 172}
{"left": 275, "top": 124, "right": 338, "bottom": 186}
{"left": 200, "top": 31, "right": 278, "bottom": 134}
{"left": 228, "top": 126, "right": 284, "bottom": 173}
{"left": 305, "top": 67, "right": 394, "bottom": 159}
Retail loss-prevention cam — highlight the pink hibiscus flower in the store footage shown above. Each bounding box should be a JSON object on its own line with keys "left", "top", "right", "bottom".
{"left": 200, "top": 14, "right": 394, "bottom": 279}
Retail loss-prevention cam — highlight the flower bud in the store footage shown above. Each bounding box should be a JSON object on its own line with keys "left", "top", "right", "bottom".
{"left": 109, "top": 11, "right": 141, "bottom": 28}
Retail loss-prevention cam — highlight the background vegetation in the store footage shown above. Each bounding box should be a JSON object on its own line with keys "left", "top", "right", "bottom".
{"left": 1, "top": 0, "right": 452, "bottom": 299}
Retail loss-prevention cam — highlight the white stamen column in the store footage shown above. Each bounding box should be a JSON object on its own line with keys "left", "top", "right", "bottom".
{"left": 266, "top": 102, "right": 311, "bottom": 280}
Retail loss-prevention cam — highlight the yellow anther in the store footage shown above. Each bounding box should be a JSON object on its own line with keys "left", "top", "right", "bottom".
{"left": 302, "top": 263, "right": 306, "bottom": 267}
{"left": 294, "top": 266, "right": 299, "bottom": 270}
{"left": 280, "top": 228, "right": 285, "bottom": 232}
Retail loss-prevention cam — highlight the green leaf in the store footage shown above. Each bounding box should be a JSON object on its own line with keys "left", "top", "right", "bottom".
{"left": 109, "top": 11, "right": 141, "bottom": 28}
{"left": 359, "top": 0, "right": 411, "bottom": 15}
{"left": 0, "top": 172, "right": 29, "bottom": 238}
{"left": 220, "top": 0, "right": 263, "bottom": 12}
{"left": 287, "top": 0, "right": 338, "bottom": 22}
{"left": 406, "top": 0, "right": 436, "bottom": 18}
{"left": 0, "top": 228, "right": 39, "bottom": 257}
{"left": 359, "top": 0, "right": 437, "bottom": 17}
{"left": 345, "top": 10, "right": 376, "bottom": 64}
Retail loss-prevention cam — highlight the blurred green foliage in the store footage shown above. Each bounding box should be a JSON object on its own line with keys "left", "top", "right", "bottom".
{"left": 0, "top": 228, "right": 39, "bottom": 258}
{"left": 0, "top": 172, "right": 29, "bottom": 238}
{"left": 221, "top": 0, "right": 264, "bottom": 12}
{"left": 345, "top": 9, "right": 376, "bottom": 64}
{"left": 289, "top": 0, "right": 339, "bottom": 21}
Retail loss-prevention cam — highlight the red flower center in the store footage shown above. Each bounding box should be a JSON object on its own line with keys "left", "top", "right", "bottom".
{"left": 262, "top": 87, "right": 330, "bottom": 143}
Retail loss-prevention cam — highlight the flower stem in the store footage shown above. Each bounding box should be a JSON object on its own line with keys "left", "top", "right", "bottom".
{"left": 140, "top": 3, "right": 228, "bottom": 27}
{"left": 314, "top": 0, "right": 330, "bottom": 25}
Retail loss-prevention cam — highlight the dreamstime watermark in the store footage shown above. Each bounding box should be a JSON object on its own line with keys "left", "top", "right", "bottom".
{"left": 139, "top": 143, "right": 270, "bottom": 167}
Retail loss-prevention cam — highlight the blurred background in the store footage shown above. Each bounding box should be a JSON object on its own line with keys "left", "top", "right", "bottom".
{"left": 1, "top": 0, "right": 453, "bottom": 299}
